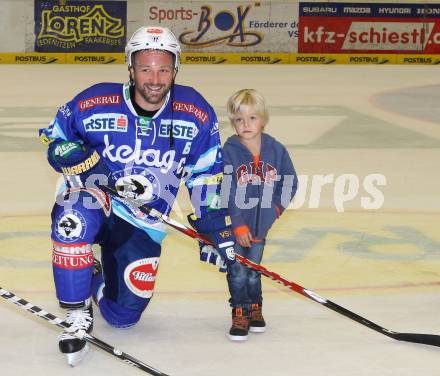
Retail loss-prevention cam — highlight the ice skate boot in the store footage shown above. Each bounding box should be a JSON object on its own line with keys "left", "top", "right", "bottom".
{"left": 58, "top": 298, "right": 93, "bottom": 366}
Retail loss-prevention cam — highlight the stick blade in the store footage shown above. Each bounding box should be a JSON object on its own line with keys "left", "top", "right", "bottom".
{"left": 393, "top": 332, "right": 440, "bottom": 347}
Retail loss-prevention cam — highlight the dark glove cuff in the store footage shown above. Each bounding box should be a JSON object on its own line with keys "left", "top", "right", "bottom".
{"left": 187, "top": 209, "right": 230, "bottom": 233}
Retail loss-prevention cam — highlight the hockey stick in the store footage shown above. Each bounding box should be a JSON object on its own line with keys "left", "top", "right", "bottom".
{"left": 0, "top": 287, "right": 170, "bottom": 376}
{"left": 105, "top": 186, "right": 440, "bottom": 348}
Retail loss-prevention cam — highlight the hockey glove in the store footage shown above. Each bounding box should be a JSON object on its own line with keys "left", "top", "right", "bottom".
{"left": 187, "top": 209, "right": 236, "bottom": 272}
{"left": 199, "top": 244, "right": 227, "bottom": 273}
{"left": 48, "top": 141, "right": 112, "bottom": 189}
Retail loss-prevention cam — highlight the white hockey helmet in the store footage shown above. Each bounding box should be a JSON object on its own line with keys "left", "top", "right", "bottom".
{"left": 125, "top": 26, "right": 181, "bottom": 70}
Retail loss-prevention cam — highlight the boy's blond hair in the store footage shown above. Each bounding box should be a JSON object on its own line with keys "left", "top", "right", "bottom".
{"left": 227, "top": 89, "right": 269, "bottom": 126}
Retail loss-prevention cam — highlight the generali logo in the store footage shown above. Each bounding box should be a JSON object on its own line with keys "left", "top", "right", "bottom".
{"left": 79, "top": 94, "right": 121, "bottom": 111}
{"left": 172, "top": 100, "right": 208, "bottom": 124}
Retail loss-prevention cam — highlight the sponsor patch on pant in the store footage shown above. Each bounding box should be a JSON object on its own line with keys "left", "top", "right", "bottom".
{"left": 124, "top": 257, "right": 160, "bottom": 298}
{"left": 55, "top": 209, "right": 87, "bottom": 243}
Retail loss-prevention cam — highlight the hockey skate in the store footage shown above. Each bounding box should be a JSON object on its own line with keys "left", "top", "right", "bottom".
{"left": 249, "top": 303, "right": 266, "bottom": 333}
{"left": 58, "top": 298, "right": 93, "bottom": 366}
{"left": 229, "top": 307, "right": 249, "bottom": 341}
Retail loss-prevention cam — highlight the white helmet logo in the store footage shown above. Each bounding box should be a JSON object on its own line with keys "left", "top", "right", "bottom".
{"left": 146, "top": 28, "right": 163, "bottom": 34}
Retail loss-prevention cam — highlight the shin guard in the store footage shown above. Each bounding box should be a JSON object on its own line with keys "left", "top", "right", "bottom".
{"left": 52, "top": 242, "right": 94, "bottom": 303}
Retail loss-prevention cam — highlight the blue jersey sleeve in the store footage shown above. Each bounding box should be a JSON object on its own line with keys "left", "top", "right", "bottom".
{"left": 39, "top": 100, "right": 83, "bottom": 146}
{"left": 39, "top": 98, "right": 86, "bottom": 172}
{"left": 183, "top": 108, "right": 223, "bottom": 218}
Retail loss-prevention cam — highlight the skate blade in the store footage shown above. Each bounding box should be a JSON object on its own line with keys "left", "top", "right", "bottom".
{"left": 249, "top": 326, "right": 266, "bottom": 333}
{"left": 66, "top": 343, "right": 90, "bottom": 367}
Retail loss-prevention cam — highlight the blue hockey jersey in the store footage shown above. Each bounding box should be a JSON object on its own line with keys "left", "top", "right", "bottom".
{"left": 39, "top": 82, "right": 223, "bottom": 244}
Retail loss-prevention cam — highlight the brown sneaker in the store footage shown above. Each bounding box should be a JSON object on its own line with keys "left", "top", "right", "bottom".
{"left": 249, "top": 304, "right": 266, "bottom": 333}
{"left": 229, "top": 307, "right": 249, "bottom": 341}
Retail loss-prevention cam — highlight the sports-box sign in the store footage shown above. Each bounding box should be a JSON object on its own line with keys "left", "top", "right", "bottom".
{"left": 34, "top": 0, "right": 127, "bottom": 52}
{"left": 298, "top": 2, "right": 440, "bottom": 54}
{"left": 143, "top": 1, "right": 299, "bottom": 52}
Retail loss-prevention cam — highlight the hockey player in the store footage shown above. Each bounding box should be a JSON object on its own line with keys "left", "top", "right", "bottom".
{"left": 39, "top": 26, "right": 236, "bottom": 366}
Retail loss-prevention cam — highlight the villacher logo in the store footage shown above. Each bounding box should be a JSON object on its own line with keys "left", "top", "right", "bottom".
{"left": 124, "top": 258, "right": 160, "bottom": 298}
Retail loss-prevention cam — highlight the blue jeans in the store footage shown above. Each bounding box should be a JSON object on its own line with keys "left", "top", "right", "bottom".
{"left": 227, "top": 240, "right": 265, "bottom": 308}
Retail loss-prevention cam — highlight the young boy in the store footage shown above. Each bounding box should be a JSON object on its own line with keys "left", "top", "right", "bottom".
{"left": 222, "top": 89, "right": 297, "bottom": 341}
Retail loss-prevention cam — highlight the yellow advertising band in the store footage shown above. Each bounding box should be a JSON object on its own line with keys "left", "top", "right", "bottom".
{"left": 1, "top": 53, "right": 440, "bottom": 65}
{"left": 0, "top": 53, "right": 125, "bottom": 64}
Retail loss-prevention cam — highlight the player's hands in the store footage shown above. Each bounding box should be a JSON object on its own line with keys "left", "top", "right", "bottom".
{"left": 187, "top": 210, "right": 236, "bottom": 271}
{"left": 236, "top": 231, "right": 253, "bottom": 248}
{"left": 48, "top": 141, "right": 112, "bottom": 189}
{"left": 198, "top": 244, "right": 227, "bottom": 273}
{"left": 49, "top": 141, "right": 92, "bottom": 170}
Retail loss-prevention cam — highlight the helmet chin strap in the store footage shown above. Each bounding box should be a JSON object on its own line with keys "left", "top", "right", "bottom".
{"left": 169, "top": 78, "right": 176, "bottom": 149}
{"left": 128, "top": 67, "right": 134, "bottom": 86}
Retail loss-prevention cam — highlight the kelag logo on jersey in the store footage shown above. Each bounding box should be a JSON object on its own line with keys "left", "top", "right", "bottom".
{"left": 158, "top": 119, "right": 198, "bottom": 140}
{"left": 83, "top": 113, "right": 128, "bottom": 132}
{"left": 179, "top": 5, "right": 263, "bottom": 48}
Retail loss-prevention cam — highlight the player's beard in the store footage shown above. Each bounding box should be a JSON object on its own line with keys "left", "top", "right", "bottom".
{"left": 135, "top": 80, "right": 173, "bottom": 108}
